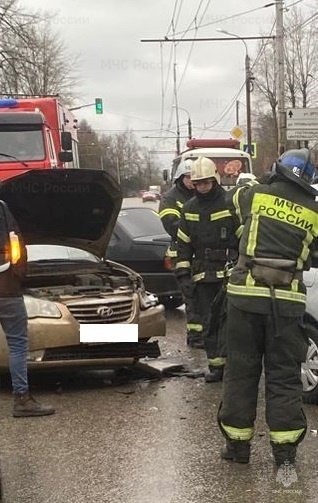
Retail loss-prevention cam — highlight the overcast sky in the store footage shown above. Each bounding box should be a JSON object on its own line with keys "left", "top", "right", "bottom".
{"left": 21, "top": 0, "right": 313, "bottom": 162}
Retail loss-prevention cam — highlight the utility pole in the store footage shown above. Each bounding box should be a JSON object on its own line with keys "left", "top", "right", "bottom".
{"left": 276, "top": 0, "right": 286, "bottom": 155}
{"left": 236, "top": 100, "right": 240, "bottom": 126}
{"left": 245, "top": 53, "right": 253, "bottom": 155}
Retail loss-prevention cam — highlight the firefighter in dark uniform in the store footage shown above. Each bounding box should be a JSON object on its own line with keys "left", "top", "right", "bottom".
{"left": 159, "top": 159, "right": 196, "bottom": 340}
{"left": 175, "top": 157, "right": 240, "bottom": 381}
{"left": 218, "top": 148, "right": 318, "bottom": 466}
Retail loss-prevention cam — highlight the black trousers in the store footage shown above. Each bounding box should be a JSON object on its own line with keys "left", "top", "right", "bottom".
{"left": 191, "top": 282, "right": 223, "bottom": 352}
{"left": 218, "top": 301, "right": 308, "bottom": 444}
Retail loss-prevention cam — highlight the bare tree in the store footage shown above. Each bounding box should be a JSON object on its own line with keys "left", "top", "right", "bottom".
{"left": 0, "top": 2, "right": 79, "bottom": 101}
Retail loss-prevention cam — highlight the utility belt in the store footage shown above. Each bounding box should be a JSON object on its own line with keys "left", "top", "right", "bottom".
{"left": 237, "top": 255, "right": 302, "bottom": 287}
{"left": 196, "top": 248, "right": 238, "bottom": 262}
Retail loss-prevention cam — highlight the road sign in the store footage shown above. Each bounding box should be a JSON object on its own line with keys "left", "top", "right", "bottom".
{"left": 231, "top": 125, "right": 244, "bottom": 140}
{"left": 240, "top": 142, "right": 257, "bottom": 159}
{"left": 286, "top": 108, "right": 318, "bottom": 140}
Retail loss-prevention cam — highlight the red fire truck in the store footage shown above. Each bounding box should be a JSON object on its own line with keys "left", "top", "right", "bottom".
{"left": 0, "top": 96, "right": 79, "bottom": 181}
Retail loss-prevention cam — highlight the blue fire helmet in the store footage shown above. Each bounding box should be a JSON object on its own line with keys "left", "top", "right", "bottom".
{"left": 274, "top": 148, "right": 317, "bottom": 193}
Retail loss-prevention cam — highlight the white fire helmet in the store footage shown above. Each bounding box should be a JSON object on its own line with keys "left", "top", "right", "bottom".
{"left": 173, "top": 159, "right": 193, "bottom": 181}
{"left": 191, "top": 156, "right": 221, "bottom": 184}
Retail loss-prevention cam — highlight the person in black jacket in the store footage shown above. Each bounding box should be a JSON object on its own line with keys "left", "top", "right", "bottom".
{"left": 218, "top": 148, "right": 318, "bottom": 466}
{"left": 0, "top": 200, "right": 55, "bottom": 417}
{"left": 159, "top": 159, "right": 197, "bottom": 342}
{"left": 176, "top": 157, "right": 240, "bottom": 381}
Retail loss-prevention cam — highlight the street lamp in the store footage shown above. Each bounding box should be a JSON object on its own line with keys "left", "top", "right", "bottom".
{"left": 172, "top": 105, "right": 193, "bottom": 140}
{"left": 217, "top": 29, "right": 253, "bottom": 154}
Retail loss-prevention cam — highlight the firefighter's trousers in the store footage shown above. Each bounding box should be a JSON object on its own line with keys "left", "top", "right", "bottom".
{"left": 189, "top": 282, "right": 222, "bottom": 351}
{"left": 204, "top": 285, "right": 227, "bottom": 367}
{"left": 218, "top": 301, "right": 308, "bottom": 446}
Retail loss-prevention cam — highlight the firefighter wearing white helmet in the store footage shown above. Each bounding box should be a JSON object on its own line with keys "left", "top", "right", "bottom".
{"left": 176, "top": 156, "right": 241, "bottom": 381}
{"left": 159, "top": 158, "right": 195, "bottom": 318}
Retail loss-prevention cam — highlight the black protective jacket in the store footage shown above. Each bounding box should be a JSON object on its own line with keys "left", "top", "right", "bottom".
{"left": 227, "top": 176, "right": 318, "bottom": 316}
{"left": 175, "top": 184, "right": 240, "bottom": 283}
{"left": 0, "top": 202, "right": 27, "bottom": 297}
{"left": 159, "top": 179, "right": 194, "bottom": 257}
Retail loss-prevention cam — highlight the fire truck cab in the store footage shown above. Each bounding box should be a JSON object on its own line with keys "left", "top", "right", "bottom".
{"left": 0, "top": 96, "right": 79, "bottom": 181}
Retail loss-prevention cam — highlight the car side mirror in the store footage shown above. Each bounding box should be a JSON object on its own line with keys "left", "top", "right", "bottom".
{"left": 61, "top": 131, "right": 72, "bottom": 151}
{"left": 0, "top": 200, "right": 21, "bottom": 271}
{"left": 58, "top": 151, "right": 73, "bottom": 163}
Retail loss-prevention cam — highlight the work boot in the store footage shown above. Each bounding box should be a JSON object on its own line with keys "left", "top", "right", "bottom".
{"left": 271, "top": 443, "right": 297, "bottom": 467}
{"left": 13, "top": 392, "right": 55, "bottom": 417}
{"left": 205, "top": 366, "right": 224, "bottom": 383}
{"left": 221, "top": 440, "right": 250, "bottom": 464}
{"left": 187, "top": 333, "right": 204, "bottom": 349}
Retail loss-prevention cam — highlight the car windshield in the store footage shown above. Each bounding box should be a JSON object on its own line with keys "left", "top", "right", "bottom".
{"left": 26, "top": 244, "right": 99, "bottom": 262}
{"left": 118, "top": 208, "right": 165, "bottom": 238}
{"left": 0, "top": 128, "right": 45, "bottom": 162}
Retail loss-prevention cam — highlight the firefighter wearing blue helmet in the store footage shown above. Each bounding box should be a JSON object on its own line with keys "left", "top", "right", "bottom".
{"left": 218, "top": 148, "right": 318, "bottom": 466}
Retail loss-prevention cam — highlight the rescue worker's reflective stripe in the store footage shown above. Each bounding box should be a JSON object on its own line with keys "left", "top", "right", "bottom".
{"left": 193, "top": 270, "right": 225, "bottom": 282}
{"left": 246, "top": 271, "right": 255, "bottom": 287}
{"left": 175, "top": 261, "right": 191, "bottom": 269}
{"left": 210, "top": 210, "right": 232, "bottom": 221}
{"left": 227, "top": 283, "right": 306, "bottom": 303}
{"left": 185, "top": 213, "right": 200, "bottom": 221}
{"left": 270, "top": 428, "right": 305, "bottom": 444}
{"left": 177, "top": 228, "right": 191, "bottom": 243}
{"left": 235, "top": 225, "right": 244, "bottom": 238}
{"left": 297, "top": 231, "right": 314, "bottom": 269}
{"left": 159, "top": 208, "right": 180, "bottom": 218}
{"left": 193, "top": 272, "right": 205, "bottom": 282}
{"left": 208, "top": 357, "right": 226, "bottom": 367}
{"left": 166, "top": 247, "right": 177, "bottom": 257}
{"left": 221, "top": 423, "right": 254, "bottom": 441}
{"left": 176, "top": 200, "right": 183, "bottom": 209}
{"left": 0, "top": 262, "right": 10, "bottom": 272}
{"left": 251, "top": 193, "right": 318, "bottom": 236}
{"left": 233, "top": 186, "right": 246, "bottom": 224}
{"left": 246, "top": 213, "right": 259, "bottom": 256}
{"left": 187, "top": 323, "right": 203, "bottom": 332}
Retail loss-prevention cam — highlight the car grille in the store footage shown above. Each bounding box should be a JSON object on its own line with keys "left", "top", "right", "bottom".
{"left": 43, "top": 341, "right": 161, "bottom": 361}
{"left": 67, "top": 297, "right": 134, "bottom": 324}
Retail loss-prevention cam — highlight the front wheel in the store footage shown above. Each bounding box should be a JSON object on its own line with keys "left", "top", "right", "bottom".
{"left": 302, "top": 322, "right": 318, "bottom": 404}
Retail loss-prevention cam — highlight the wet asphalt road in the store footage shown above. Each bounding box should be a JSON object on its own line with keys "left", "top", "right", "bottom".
{"left": 0, "top": 307, "right": 318, "bottom": 503}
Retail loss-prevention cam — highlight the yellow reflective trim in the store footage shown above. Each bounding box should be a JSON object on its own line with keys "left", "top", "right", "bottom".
{"left": 210, "top": 210, "right": 232, "bottom": 221}
{"left": 187, "top": 323, "right": 203, "bottom": 332}
{"left": 166, "top": 248, "right": 178, "bottom": 257}
{"left": 221, "top": 423, "right": 254, "bottom": 441}
{"left": 251, "top": 193, "right": 318, "bottom": 236}
{"left": 233, "top": 186, "right": 244, "bottom": 224}
{"left": 193, "top": 272, "right": 205, "bottom": 282}
{"left": 175, "top": 261, "right": 191, "bottom": 269}
{"left": 208, "top": 357, "right": 226, "bottom": 367}
{"left": 176, "top": 200, "right": 183, "bottom": 208}
{"left": 216, "top": 270, "right": 225, "bottom": 278}
{"left": 177, "top": 228, "right": 191, "bottom": 243}
{"left": 270, "top": 428, "right": 305, "bottom": 444}
{"left": 185, "top": 213, "right": 200, "bottom": 221}
{"left": 291, "top": 279, "right": 298, "bottom": 292}
{"left": 159, "top": 208, "right": 180, "bottom": 218}
{"left": 235, "top": 225, "right": 244, "bottom": 238}
{"left": 298, "top": 231, "right": 313, "bottom": 269}
{"left": 246, "top": 213, "right": 259, "bottom": 256}
{"left": 227, "top": 283, "right": 306, "bottom": 303}
{"left": 246, "top": 271, "right": 255, "bottom": 287}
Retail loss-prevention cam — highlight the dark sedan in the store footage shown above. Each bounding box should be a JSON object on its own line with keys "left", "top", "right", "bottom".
{"left": 106, "top": 207, "right": 183, "bottom": 309}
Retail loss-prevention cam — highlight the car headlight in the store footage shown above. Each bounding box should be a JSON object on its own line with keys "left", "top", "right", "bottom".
{"left": 23, "top": 296, "right": 62, "bottom": 319}
{"left": 139, "top": 289, "right": 159, "bottom": 309}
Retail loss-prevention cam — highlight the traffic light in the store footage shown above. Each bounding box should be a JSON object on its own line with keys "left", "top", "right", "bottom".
{"left": 95, "top": 98, "right": 103, "bottom": 114}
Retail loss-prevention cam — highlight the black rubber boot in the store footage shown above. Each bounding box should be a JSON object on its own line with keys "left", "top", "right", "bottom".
{"left": 271, "top": 443, "right": 297, "bottom": 467}
{"left": 221, "top": 440, "right": 250, "bottom": 464}
{"left": 187, "top": 333, "right": 204, "bottom": 349}
{"left": 205, "top": 366, "right": 224, "bottom": 383}
{"left": 13, "top": 392, "right": 55, "bottom": 417}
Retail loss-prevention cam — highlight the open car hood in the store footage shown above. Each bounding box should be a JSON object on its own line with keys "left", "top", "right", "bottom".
{"left": 0, "top": 169, "right": 122, "bottom": 258}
